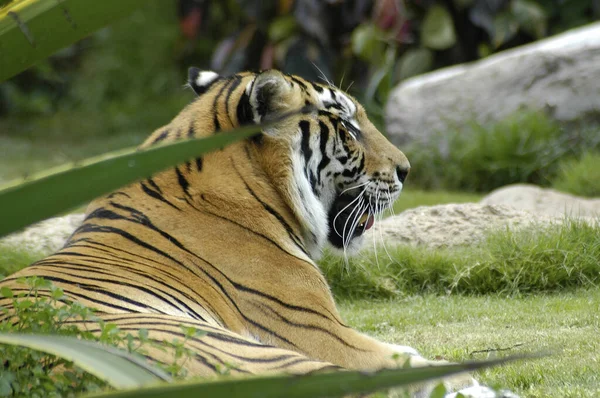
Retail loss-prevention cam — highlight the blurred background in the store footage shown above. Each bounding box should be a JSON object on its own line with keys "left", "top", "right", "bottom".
{"left": 0, "top": 0, "right": 599, "bottom": 194}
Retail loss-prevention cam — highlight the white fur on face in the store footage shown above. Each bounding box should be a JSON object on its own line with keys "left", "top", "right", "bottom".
{"left": 290, "top": 141, "right": 328, "bottom": 260}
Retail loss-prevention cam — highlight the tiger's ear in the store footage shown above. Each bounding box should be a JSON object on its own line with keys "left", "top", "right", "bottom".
{"left": 188, "top": 67, "right": 221, "bottom": 96}
{"left": 248, "top": 70, "right": 301, "bottom": 124}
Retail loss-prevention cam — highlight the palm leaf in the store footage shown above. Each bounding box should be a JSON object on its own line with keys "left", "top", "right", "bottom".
{"left": 0, "top": 333, "right": 171, "bottom": 389}
{"left": 90, "top": 357, "right": 519, "bottom": 398}
{"left": 0, "top": 125, "right": 261, "bottom": 238}
{"left": 0, "top": 0, "right": 145, "bottom": 82}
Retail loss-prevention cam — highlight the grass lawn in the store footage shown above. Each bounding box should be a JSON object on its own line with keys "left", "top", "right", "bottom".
{"left": 341, "top": 289, "right": 600, "bottom": 398}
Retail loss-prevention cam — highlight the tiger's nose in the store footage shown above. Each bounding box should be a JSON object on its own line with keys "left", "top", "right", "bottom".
{"left": 396, "top": 166, "right": 410, "bottom": 184}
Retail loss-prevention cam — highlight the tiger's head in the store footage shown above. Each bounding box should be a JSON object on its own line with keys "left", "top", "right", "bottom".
{"left": 187, "top": 68, "right": 410, "bottom": 259}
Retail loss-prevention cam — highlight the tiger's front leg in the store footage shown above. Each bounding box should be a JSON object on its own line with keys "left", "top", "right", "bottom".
{"left": 230, "top": 264, "right": 504, "bottom": 398}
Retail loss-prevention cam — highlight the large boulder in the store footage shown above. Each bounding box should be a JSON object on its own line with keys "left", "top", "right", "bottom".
{"left": 0, "top": 214, "right": 84, "bottom": 256}
{"left": 481, "top": 184, "right": 600, "bottom": 218}
{"left": 365, "top": 203, "right": 559, "bottom": 249}
{"left": 385, "top": 22, "right": 600, "bottom": 147}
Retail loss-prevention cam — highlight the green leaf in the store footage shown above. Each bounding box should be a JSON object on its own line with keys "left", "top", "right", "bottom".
{"left": 492, "top": 12, "right": 519, "bottom": 48}
{"left": 421, "top": 5, "right": 456, "bottom": 50}
{"left": 0, "top": 0, "right": 146, "bottom": 82}
{"left": 511, "top": 0, "right": 547, "bottom": 39}
{"left": 268, "top": 15, "right": 297, "bottom": 42}
{"left": 90, "top": 357, "right": 520, "bottom": 398}
{"left": 429, "top": 382, "right": 448, "bottom": 398}
{"left": 0, "top": 125, "right": 261, "bottom": 239}
{"left": 395, "top": 47, "right": 433, "bottom": 81}
{"left": 0, "top": 286, "right": 13, "bottom": 298}
{"left": 351, "top": 23, "right": 386, "bottom": 63}
{"left": 0, "top": 333, "right": 171, "bottom": 388}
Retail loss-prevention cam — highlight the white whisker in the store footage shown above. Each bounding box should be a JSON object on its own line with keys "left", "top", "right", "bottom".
{"left": 342, "top": 196, "right": 364, "bottom": 248}
{"left": 332, "top": 185, "right": 369, "bottom": 238}
{"left": 311, "top": 62, "right": 334, "bottom": 87}
{"left": 344, "top": 199, "right": 367, "bottom": 249}
{"left": 379, "top": 190, "right": 394, "bottom": 262}
{"left": 339, "top": 181, "right": 369, "bottom": 197}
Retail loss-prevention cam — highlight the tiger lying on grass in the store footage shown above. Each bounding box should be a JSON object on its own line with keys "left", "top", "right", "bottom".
{"left": 0, "top": 69, "right": 513, "bottom": 397}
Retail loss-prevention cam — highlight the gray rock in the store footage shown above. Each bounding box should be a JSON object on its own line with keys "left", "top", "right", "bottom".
{"left": 481, "top": 184, "right": 600, "bottom": 218}
{"left": 365, "top": 203, "right": 560, "bottom": 249}
{"left": 0, "top": 214, "right": 84, "bottom": 256}
{"left": 385, "top": 22, "right": 600, "bottom": 147}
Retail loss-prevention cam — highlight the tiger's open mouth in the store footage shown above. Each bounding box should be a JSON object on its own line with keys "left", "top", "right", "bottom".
{"left": 327, "top": 192, "right": 376, "bottom": 249}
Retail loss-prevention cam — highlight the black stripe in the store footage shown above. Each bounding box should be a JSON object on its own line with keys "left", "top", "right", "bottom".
{"left": 236, "top": 91, "right": 253, "bottom": 125}
{"left": 316, "top": 121, "right": 331, "bottom": 185}
{"left": 151, "top": 130, "right": 169, "bottom": 145}
{"left": 74, "top": 222, "right": 298, "bottom": 348}
{"left": 289, "top": 75, "right": 308, "bottom": 91}
{"left": 187, "top": 122, "right": 196, "bottom": 138}
{"left": 107, "top": 192, "right": 131, "bottom": 199}
{"left": 139, "top": 182, "right": 180, "bottom": 211}
{"left": 47, "top": 259, "right": 207, "bottom": 322}
{"left": 253, "top": 301, "right": 366, "bottom": 351}
{"left": 64, "top": 239, "right": 223, "bottom": 319}
{"left": 224, "top": 75, "right": 243, "bottom": 126}
{"left": 310, "top": 82, "right": 324, "bottom": 93}
{"left": 195, "top": 157, "right": 203, "bottom": 171}
{"left": 146, "top": 178, "right": 162, "bottom": 194}
{"left": 35, "top": 276, "right": 145, "bottom": 312}
{"left": 233, "top": 158, "right": 308, "bottom": 257}
{"left": 299, "top": 120, "right": 313, "bottom": 171}
{"left": 212, "top": 77, "right": 236, "bottom": 131}
{"left": 175, "top": 167, "right": 191, "bottom": 196}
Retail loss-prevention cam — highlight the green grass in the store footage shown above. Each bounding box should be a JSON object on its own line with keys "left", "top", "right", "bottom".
{"left": 341, "top": 289, "right": 600, "bottom": 398}
{"left": 391, "top": 189, "right": 481, "bottom": 215}
{"left": 320, "top": 219, "right": 600, "bottom": 298}
{"left": 0, "top": 244, "right": 45, "bottom": 278}
{"left": 405, "top": 111, "right": 600, "bottom": 193}
{"left": 551, "top": 151, "right": 600, "bottom": 198}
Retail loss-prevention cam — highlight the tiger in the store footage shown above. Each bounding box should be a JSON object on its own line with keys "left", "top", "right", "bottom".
{"left": 0, "top": 69, "right": 508, "bottom": 397}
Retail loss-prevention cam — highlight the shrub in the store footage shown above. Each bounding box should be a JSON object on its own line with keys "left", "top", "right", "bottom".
{"left": 551, "top": 152, "right": 600, "bottom": 197}
{"left": 0, "top": 277, "right": 202, "bottom": 396}
{"left": 405, "top": 111, "right": 600, "bottom": 192}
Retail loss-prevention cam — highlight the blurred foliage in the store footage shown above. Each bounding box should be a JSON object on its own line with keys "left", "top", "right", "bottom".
{"left": 0, "top": 1, "right": 189, "bottom": 143}
{"left": 405, "top": 111, "right": 600, "bottom": 192}
{"left": 551, "top": 151, "right": 600, "bottom": 197}
{"left": 2, "top": 0, "right": 599, "bottom": 123}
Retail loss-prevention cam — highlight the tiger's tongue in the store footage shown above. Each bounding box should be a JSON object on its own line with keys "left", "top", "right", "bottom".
{"left": 359, "top": 213, "right": 375, "bottom": 230}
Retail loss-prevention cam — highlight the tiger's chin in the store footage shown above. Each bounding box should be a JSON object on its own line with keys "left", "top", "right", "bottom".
{"left": 326, "top": 192, "right": 376, "bottom": 254}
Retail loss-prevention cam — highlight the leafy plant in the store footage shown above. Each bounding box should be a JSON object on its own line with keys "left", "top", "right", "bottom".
{"left": 551, "top": 151, "right": 600, "bottom": 197}
{"left": 404, "top": 111, "right": 600, "bottom": 192}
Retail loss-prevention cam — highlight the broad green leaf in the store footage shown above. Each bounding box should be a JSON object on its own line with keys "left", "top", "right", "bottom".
{"left": 90, "top": 357, "right": 519, "bottom": 398}
{"left": 492, "top": 12, "right": 519, "bottom": 48}
{"left": 0, "top": 126, "right": 261, "bottom": 238}
{"left": 351, "top": 23, "right": 386, "bottom": 63}
{"left": 511, "top": 0, "right": 547, "bottom": 39}
{"left": 268, "top": 15, "right": 297, "bottom": 42}
{"left": 395, "top": 47, "right": 433, "bottom": 81}
{"left": 0, "top": 0, "right": 145, "bottom": 82}
{"left": 422, "top": 5, "right": 456, "bottom": 50}
{"left": 0, "top": 333, "right": 171, "bottom": 388}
